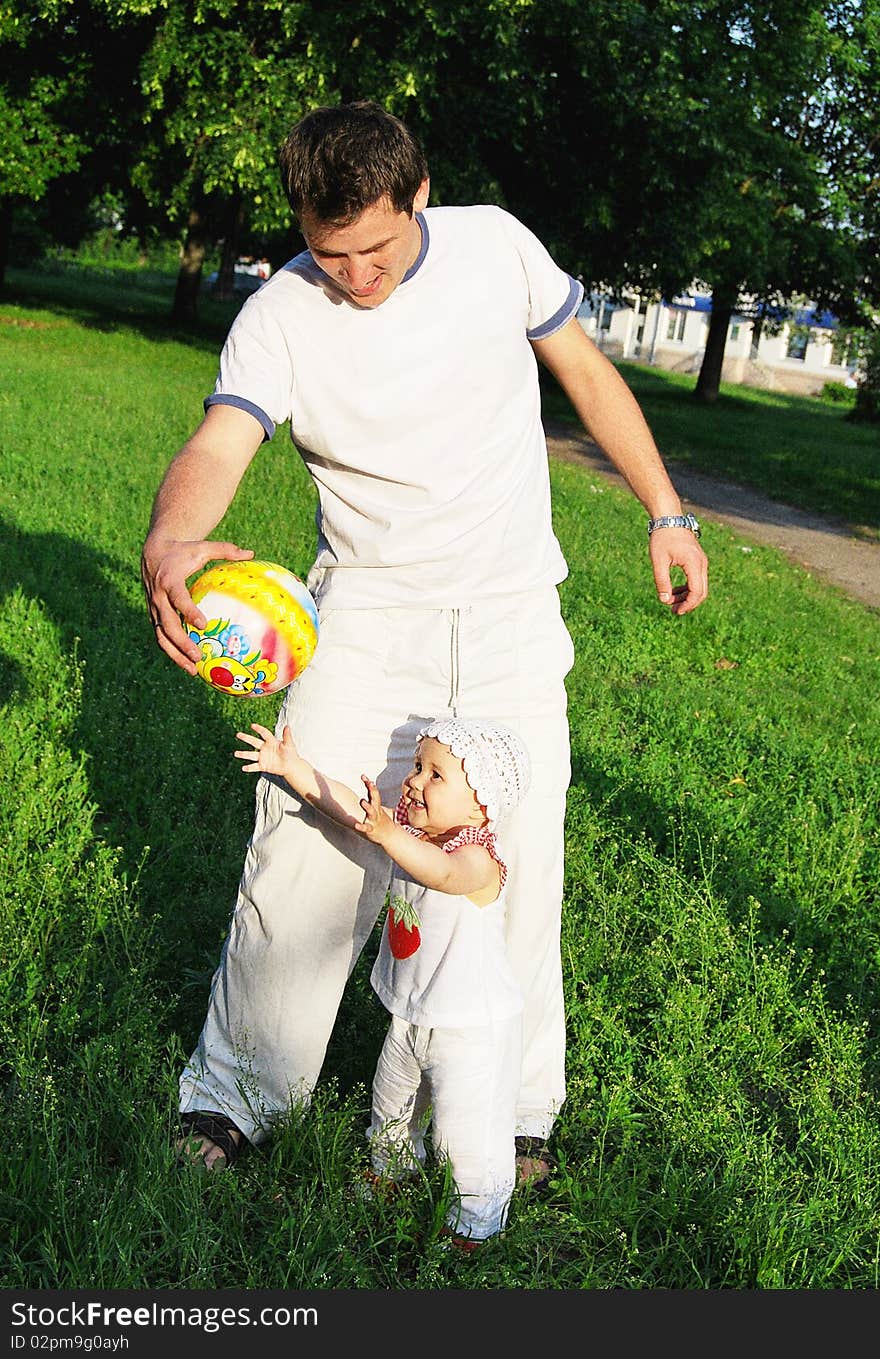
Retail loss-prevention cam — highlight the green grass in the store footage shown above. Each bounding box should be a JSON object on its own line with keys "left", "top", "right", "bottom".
{"left": 542, "top": 361, "right": 880, "bottom": 538}
{"left": 2, "top": 265, "right": 880, "bottom": 1289}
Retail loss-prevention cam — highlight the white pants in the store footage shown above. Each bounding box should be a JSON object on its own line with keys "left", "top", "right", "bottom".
{"left": 179, "top": 586, "right": 573, "bottom": 1143}
{"left": 368, "top": 1013, "right": 522, "bottom": 1240}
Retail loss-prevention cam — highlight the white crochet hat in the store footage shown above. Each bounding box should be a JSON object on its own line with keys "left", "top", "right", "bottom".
{"left": 417, "top": 718, "right": 531, "bottom": 830}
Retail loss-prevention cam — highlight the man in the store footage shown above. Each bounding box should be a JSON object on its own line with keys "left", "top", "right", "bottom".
{"left": 142, "top": 102, "right": 708, "bottom": 1175}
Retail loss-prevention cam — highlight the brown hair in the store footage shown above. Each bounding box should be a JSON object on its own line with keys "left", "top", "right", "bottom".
{"left": 279, "top": 102, "right": 428, "bottom": 224}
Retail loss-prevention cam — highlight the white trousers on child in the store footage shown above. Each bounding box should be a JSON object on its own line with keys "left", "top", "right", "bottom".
{"left": 179, "top": 587, "right": 573, "bottom": 1143}
{"left": 368, "top": 1013, "right": 523, "bottom": 1240}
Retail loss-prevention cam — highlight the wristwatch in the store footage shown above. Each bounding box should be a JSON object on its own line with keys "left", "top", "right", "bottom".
{"left": 647, "top": 513, "right": 701, "bottom": 539}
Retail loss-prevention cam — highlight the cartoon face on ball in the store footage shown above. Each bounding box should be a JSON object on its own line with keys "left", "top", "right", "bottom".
{"left": 190, "top": 630, "right": 279, "bottom": 696}
{"left": 187, "top": 560, "right": 319, "bottom": 699}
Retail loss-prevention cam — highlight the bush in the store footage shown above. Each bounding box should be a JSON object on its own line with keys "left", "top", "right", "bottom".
{"left": 820, "top": 380, "right": 857, "bottom": 406}
{"left": 46, "top": 228, "right": 185, "bottom": 274}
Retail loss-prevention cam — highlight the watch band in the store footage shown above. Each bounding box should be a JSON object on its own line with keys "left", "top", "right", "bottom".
{"left": 647, "top": 513, "right": 701, "bottom": 539}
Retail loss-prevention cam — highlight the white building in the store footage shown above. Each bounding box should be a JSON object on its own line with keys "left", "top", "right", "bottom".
{"left": 578, "top": 289, "right": 859, "bottom": 396}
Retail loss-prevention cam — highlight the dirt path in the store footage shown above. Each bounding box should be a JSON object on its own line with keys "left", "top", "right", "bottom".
{"left": 546, "top": 423, "right": 880, "bottom": 613}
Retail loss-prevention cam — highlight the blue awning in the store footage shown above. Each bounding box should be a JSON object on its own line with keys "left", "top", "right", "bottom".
{"left": 664, "top": 296, "right": 839, "bottom": 329}
{"left": 794, "top": 307, "right": 838, "bottom": 329}
{"left": 665, "top": 294, "right": 714, "bottom": 313}
{"left": 665, "top": 294, "right": 754, "bottom": 320}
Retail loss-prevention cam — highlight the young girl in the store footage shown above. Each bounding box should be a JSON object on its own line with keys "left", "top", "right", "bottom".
{"left": 234, "top": 715, "right": 531, "bottom": 1249}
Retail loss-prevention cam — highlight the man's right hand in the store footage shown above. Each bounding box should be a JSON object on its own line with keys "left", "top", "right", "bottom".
{"left": 141, "top": 535, "right": 254, "bottom": 675}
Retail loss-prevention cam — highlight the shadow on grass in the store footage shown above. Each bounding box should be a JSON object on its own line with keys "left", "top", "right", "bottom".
{"left": 0, "top": 514, "right": 242, "bottom": 923}
{"left": 0, "top": 514, "right": 381, "bottom": 1093}
{"left": 2, "top": 262, "right": 242, "bottom": 356}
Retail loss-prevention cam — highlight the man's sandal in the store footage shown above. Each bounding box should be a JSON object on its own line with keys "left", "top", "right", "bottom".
{"left": 359, "top": 1166, "right": 402, "bottom": 1203}
{"left": 177, "top": 1111, "right": 245, "bottom": 1170}
{"left": 514, "top": 1136, "right": 557, "bottom": 1194}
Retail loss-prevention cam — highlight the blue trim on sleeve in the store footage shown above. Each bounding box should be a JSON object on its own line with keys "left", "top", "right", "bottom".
{"left": 204, "top": 394, "right": 275, "bottom": 441}
{"left": 402, "top": 213, "right": 429, "bottom": 283}
{"left": 526, "top": 275, "right": 585, "bottom": 341}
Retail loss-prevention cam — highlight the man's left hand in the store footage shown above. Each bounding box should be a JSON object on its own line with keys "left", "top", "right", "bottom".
{"left": 649, "top": 526, "right": 709, "bottom": 615}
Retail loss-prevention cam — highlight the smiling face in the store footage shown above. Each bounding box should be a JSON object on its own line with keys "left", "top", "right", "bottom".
{"left": 401, "top": 737, "right": 487, "bottom": 840}
{"left": 300, "top": 179, "right": 429, "bottom": 309}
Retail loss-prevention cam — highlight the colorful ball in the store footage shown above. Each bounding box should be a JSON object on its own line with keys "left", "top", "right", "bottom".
{"left": 188, "top": 560, "right": 319, "bottom": 698}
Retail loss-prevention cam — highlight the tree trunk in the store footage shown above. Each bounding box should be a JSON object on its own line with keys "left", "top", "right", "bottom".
{"left": 694, "top": 295, "right": 734, "bottom": 402}
{"left": 0, "top": 198, "right": 13, "bottom": 289}
{"left": 215, "top": 195, "right": 245, "bottom": 301}
{"left": 846, "top": 330, "right": 880, "bottom": 423}
{"left": 171, "top": 208, "right": 208, "bottom": 325}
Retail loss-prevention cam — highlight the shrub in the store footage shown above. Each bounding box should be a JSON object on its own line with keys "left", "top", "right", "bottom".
{"left": 820, "top": 381, "right": 857, "bottom": 406}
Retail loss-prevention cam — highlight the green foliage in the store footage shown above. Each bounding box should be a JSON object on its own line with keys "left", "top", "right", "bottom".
{"left": 848, "top": 326, "right": 880, "bottom": 424}
{"left": 0, "top": 77, "right": 82, "bottom": 200}
{"left": 820, "top": 380, "right": 857, "bottom": 406}
{"left": 129, "top": 1, "right": 319, "bottom": 235}
{"left": 44, "top": 206, "right": 186, "bottom": 273}
{"left": 2, "top": 269, "right": 880, "bottom": 1288}
{"left": 0, "top": 1, "right": 161, "bottom": 284}
{"left": 4, "top": 0, "right": 878, "bottom": 352}
{"left": 0, "top": 1, "right": 89, "bottom": 213}
{"left": 453, "top": 1, "right": 878, "bottom": 404}
{"left": 120, "top": 0, "right": 543, "bottom": 244}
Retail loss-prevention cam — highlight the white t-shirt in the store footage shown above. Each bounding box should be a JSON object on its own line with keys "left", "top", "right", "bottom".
{"left": 206, "top": 204, "right": 583, "bottom": 609}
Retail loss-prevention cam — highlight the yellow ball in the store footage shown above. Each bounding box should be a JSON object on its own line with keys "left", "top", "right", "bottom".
{"left": 188, "top": 560, "right": 319, "bottom": 698}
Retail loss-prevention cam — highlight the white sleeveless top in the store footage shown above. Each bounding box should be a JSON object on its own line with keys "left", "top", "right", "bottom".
{"left": 370, "top": 817, "right": 523, "bottom": 1029}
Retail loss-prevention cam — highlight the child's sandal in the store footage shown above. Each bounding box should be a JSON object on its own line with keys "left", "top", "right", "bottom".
{"left": 439, "top": 1225, "right": 483, "bottom": 1253}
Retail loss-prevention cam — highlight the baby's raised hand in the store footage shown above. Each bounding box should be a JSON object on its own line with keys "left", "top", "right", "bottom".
{"left": 234, "top": 722, "right": 297, "bottom": 775}
{"left": 355, "top": 775, "right": 393, "bottom": 843}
